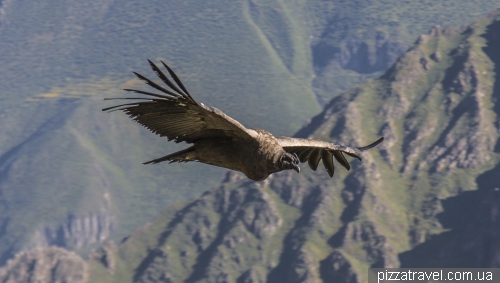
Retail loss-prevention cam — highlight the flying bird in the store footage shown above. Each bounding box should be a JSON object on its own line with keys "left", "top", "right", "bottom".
{"left": 103, "top": 60, "right": 384, "bottom": 181}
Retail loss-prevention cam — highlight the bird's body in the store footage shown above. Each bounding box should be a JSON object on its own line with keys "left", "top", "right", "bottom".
{"left": 103, "top": 60, "right": 383, "bottom": 181}
{"left": 169, "top": 129, "right": 284, "bottom": 181}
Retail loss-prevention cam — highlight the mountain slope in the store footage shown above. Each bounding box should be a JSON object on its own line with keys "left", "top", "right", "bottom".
{"left": 1, "top": 0, "right": 499, "bottom": 268}
{"left": 83, "top": 9, "right": 500, "bottom": 283}
{"left": 0, "top": 0, "right": 320, "bottom": 265}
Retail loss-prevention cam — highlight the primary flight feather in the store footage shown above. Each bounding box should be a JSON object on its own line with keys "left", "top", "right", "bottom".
{"left": 103, "top": 60, "right": 384, "bottom": 181}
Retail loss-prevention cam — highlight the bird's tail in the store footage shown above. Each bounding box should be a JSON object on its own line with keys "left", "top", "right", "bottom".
{"left": 143, "top": 146, "right": 196, "bottom": 164}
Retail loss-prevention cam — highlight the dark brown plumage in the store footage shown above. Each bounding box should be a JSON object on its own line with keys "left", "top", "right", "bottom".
{"left": 103, "top": 60, "right": 384, "bottom": 181}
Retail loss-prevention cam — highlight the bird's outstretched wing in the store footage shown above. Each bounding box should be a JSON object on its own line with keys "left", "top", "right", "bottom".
{"left": 276, "top": 137, "right": 384, "bottom": 177}
{"left": 103, "top": 60, "right": 257, "bottom": 143}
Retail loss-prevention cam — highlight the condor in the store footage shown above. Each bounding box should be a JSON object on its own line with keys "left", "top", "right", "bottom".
{"left": 103, "top": 60, "right": 383, "bottom": 181}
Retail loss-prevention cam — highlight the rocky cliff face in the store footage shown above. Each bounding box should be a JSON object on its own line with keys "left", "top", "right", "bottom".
{"left": 27, "top": 213, "right": 115, "bottom": 252}
{"left": 81, "top": 10, "right": 500, "bottom": 283}
{"left": 0, "top": 247, "right": 88, "bottom": 283}
{"left": 306, "top": 0, "right": 500, "bottom": 105}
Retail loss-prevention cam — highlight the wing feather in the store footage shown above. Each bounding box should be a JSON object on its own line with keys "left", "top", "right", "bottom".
{"left": 132, "top": 71, "right": 179, "bottom": 97}
{"left": 333, "top": 151, "right": 350, "bottom": 171}
{"left": 277, "top": 137, "right": 384, "bottom": 177}
{"left": 161, "top": 60, "right": 196, "bottom": 102}
{"left": 102, "top": 102, "right": 156, "bottom": 112}
{"left": 147, "top": 59, "right": 184, "bottom": 98}
{"left": 287, "top": 147, "right": 312, "bottom": 163}
{"left": 307, "top": 149, "right": 321, "bottom": 171}
{"left": 103, "top": 60, "right": 256, "bottom": 143}
{"left": 321, "top": 150, "right": 334, "bottom": 177}
{"left": 297, "top": 148, "right": 313, "bottom": 163}
{"left": 123, "top": 88, "right": 178, "bottom": 99}
{"left": 357, "top": 137, "right": 384, "bottom": 151}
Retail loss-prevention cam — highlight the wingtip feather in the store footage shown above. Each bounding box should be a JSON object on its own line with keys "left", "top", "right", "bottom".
{"left": 343, "top": 151, "right": 362, "bottom": 161}
{"left": 160, "top": 60, "right": 196, "bottom": 102}
{"left": 357, "top": 137, "right": 384, "bottom": 151}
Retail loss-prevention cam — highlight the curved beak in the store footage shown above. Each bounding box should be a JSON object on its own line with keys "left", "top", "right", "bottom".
{"left": 293, "top": 164, "right": 300, "bottom": 173}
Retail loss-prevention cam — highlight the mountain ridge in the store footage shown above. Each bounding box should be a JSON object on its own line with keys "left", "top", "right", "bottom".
{"left": 1, "top": 8, "right": 500, "bottom": 282}
{"left": 1, "top": 0, "right": 500, "bottom": 274}
{"left": 30, "top": 10, "right": 494, "bottom": 282}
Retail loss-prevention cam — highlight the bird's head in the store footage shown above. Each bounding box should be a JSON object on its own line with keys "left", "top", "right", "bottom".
{"left": 279, "top": 152, "right": 300, "bottom": 173}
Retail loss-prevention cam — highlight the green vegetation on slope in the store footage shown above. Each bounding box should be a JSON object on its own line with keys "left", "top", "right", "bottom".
{"left": 85, "top": 10, "right": 500, "bottom": 282}
{"left": 0, "top": 0, "right": 319, "bottom": 265}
